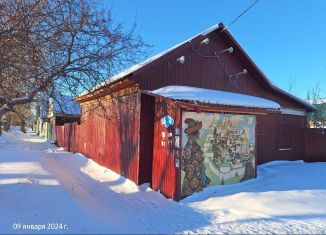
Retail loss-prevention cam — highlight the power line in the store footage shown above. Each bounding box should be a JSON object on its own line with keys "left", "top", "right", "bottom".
{"left": 221, "top": 0, "right": 261, "bottom": 32}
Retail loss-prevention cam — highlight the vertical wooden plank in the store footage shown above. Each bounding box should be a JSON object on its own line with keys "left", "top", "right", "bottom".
{"left": 174, "top": 106, "right": 182, "bottom": 200}
{"left": 137, "top": 33, "right": 306, "bottom": 111}
{"left": 152, "top": 98, "right": 177, "bottom": 199}
{"left": 53, "top": 92, "right": 142, "bottom": 185}
{"left": 305, "top": 128, "right": 326, "bottom": 162}
{"left": 256, "top": 113, "right": 306, "bottom": 164}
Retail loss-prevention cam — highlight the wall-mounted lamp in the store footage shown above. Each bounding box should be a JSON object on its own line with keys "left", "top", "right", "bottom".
{"left": 216, "top": 47, "right": 233, "bottom": 56}
{"left": 230, "top": 69, "right": 247, "bottom": 79}
{"left": 200, "top": 38, "right": 210, "bottom": 45}
{"left": 176, "top": 56, "right": 185, "bottom": 64}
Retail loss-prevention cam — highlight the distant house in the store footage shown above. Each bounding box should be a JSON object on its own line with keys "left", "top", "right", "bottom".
{"left": 37, "top": 95, "right": 80, "bottom": 141}
{"left": 307, "top": 98, "right": 326, "bottom": 128}
{"left": 61, "top": 22, "right": 315, "bottom": 200}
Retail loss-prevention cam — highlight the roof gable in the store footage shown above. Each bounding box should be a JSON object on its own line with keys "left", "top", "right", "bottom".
{"left": 82, "top": 22, "right": 314, "bottom": 111}
{"left": 51, "top": 95, "right": 80, "bottom": 116}
{"left": 83, "top": 23, "right": 221, "bottom": 95}
{"left": 219, "top": 25, "right": 315, "bottom": 111}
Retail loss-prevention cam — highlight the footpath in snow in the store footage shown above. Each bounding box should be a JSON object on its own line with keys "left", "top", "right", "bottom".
{"left": 0, "top": 129, "right": 326, "bottom": 234}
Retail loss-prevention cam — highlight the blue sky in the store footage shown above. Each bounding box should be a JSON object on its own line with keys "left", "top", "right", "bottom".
{"left": 104, "top": 0, "right": 326, "bottom": 99}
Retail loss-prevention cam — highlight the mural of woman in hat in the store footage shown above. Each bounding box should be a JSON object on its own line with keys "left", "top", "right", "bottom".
{"left": 181, "top": 118, "right": 211, "bottom": 195}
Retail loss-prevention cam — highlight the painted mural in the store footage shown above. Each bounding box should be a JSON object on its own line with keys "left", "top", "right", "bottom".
{"left": 181, "top": 111, "right": 256, "bottom": 195}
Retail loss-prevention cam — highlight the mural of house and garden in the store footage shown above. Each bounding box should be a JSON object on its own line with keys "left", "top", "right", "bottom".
{"left": 181, "top": 111, "right": 256, "bottom": 195}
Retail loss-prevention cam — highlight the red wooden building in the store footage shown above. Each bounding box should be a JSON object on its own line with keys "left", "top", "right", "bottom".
{"left": 71, "top": 22, "right": 314, "bottom": 200}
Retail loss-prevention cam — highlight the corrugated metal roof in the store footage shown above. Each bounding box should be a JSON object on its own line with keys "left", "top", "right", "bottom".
{"left": 52, "top": 96, "right": 80, "bottom": 116}
{"left": 79, "top": 22, "right": 314, "bottom": 111}
{"left": 41, "top": 95, "right": 80, "bottom": 118}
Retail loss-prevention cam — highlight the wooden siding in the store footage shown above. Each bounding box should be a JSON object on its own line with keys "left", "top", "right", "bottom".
{"left": 76, "top": 79, "right": 138, "bottom": 103}
{"left": 152, "top": 98, "right": 264, "bottom": 200}
{"left": 256, "top": 113, "right": 306, "bottom": 164}
{"left": 305, "top": 128, "right": 326, "bottom": 162}
{"left": 55, "top": 92, "right": 325, "bottom": 201}
{"left": 136, "top": 33, "right": 304, "bottom": 110}
{"left": 152, "top": 98, "right": 179, "bottom": 199}
{"left": 56, "top": 93, "right": 141, "bottom": 184}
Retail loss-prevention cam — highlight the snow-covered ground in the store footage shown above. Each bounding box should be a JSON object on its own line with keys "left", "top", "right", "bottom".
{"left": 0, "top": 129, "right": 326, "bottom": 234}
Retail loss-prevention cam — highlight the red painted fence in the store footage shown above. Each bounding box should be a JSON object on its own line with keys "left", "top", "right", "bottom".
{"left": 54, "top": 94, "right": 141, "bottom": 184}
{"left": 54, "top": 109, "right": 326, "bottom": 197}
{"left": 55, "top": 123, "right": 81, "bottom": 153}
{"left": 305, "top": 128, "right": 326, "bottom": 162}
{"left": 55, "top": 123, "right": 326, "bottom": 176}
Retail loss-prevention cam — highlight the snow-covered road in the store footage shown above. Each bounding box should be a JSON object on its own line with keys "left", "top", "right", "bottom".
{"left": 0, "top": 129, "right": 326, "bottom": 234}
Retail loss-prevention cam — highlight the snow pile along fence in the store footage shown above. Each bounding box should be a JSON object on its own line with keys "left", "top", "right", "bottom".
{"left": 54, "top": 94, "right": 141, "bottom": 185}
{"left": 55, "top": 123, "right": 83, "bottom": 153}
{"left": 54, "top": 122, "right": 326, "bottom": 176}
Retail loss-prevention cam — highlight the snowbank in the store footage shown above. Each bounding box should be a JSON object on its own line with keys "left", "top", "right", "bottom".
{"left": 1, "top": 130, "right": 326, "bottom": 234}
{"left": 0, "top": 136, "right": 7, "bottom": 144}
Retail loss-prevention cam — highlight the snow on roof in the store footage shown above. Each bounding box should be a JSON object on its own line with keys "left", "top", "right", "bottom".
{"left": 150, "top": 86, "right": 281, "bottom": 110}
{"left": 52, "top": 95, "right": 80, "bottom": 116}
{"left": 200, "top": 23, "right": 220, "bottom": 36}
{"left": 307, "top": 98, "right": 326, "bottom": 105}
{"left": 40, "top": 103, "right": 49, "bottom": 119}
{"left": 40, "top": 95, "right": 80, "bottom": 118}
{"left": 78, "top": 22, "right": 312, "bottom": 111}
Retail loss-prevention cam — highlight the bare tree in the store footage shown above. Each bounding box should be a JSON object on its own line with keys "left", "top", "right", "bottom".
{"left": 0, "top": 0, "right": 148, "bottom": 134}
{"left": 287, "top": 78, "right": 297, "bottom": 94}
{"left": 3, "top": 112, "right": 12, "bottom": 132}
{"left": 307, "top": 83, "right": 322, "bottom": 128}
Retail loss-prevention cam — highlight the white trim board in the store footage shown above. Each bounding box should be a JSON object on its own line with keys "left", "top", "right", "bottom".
{"left": 281, "top": 108, "right": 306, "bottom": 116}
